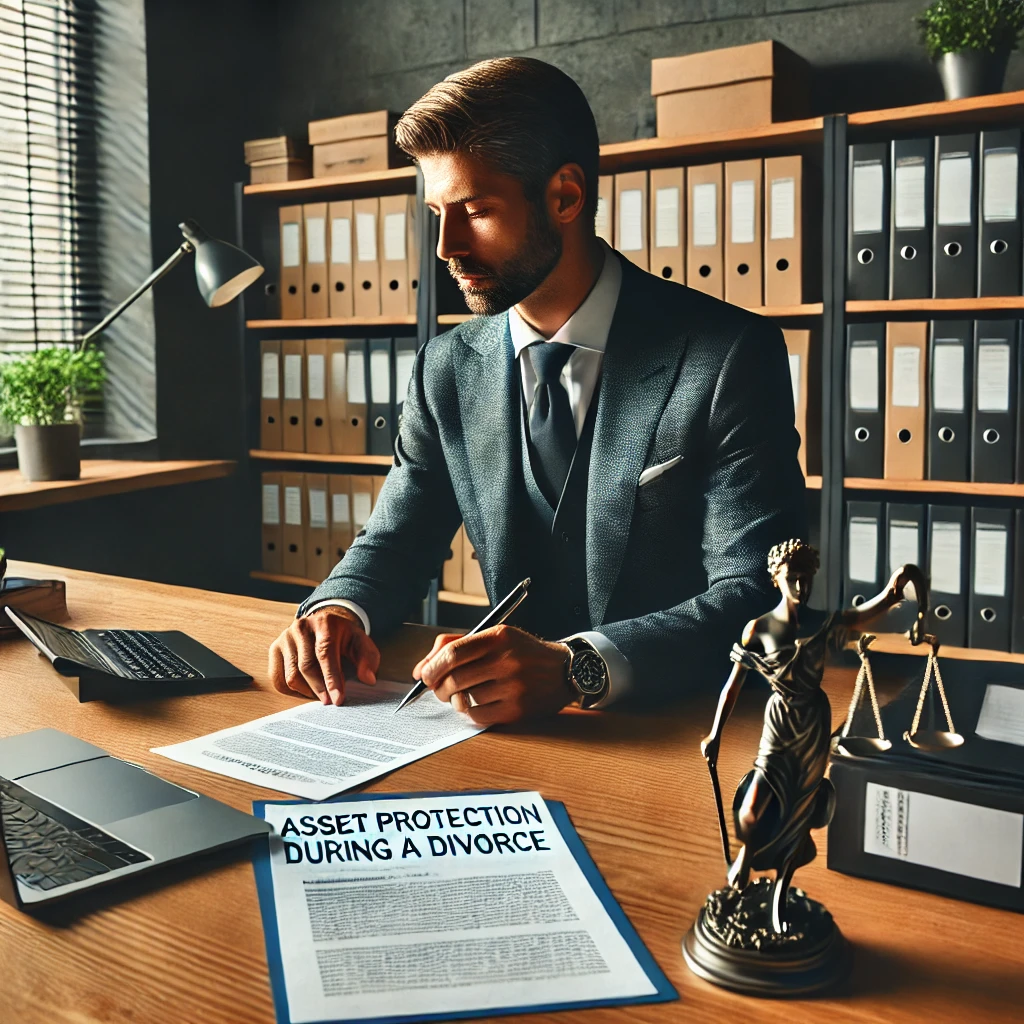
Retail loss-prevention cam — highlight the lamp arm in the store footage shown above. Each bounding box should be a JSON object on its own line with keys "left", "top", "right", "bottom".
{"left": 77, "top": 240, "right": 194, "bottom": 350}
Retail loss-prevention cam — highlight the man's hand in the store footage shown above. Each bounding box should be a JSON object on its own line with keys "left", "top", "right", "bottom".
{"left": 269, "top": 607, "right": 380, "bottom": 706}
{"left": 412, "top": 624, "right": 574, "bottom": 725}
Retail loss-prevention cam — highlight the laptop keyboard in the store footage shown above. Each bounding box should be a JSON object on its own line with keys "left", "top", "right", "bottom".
{"left": 1, "top": 777, "right": 151, "bottom": 892}
{"left": 96, "top": 630, "right": 202, "bottom": 680}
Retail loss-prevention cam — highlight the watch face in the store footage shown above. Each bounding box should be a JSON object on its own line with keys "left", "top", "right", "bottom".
{"left": 572, "top": 650, "right": 607, "bottom": 694}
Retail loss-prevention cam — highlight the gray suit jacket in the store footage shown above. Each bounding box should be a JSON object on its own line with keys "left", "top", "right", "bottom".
{"left": 298, "top": 255, "right": 807, "bottom": 702}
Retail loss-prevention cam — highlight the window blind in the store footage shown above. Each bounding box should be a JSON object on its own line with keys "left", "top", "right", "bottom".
{"left": 0, "top": 0, "right": 101, "bottom": 352}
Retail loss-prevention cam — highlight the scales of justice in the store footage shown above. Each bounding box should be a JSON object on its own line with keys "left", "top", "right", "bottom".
{"left": 683, "top": 538, "right": 965, "bottom": 997}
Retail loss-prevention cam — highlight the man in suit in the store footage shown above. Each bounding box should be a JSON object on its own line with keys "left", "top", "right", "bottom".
{"left": 269, "top": 56, "right": 807, "bottom": 722}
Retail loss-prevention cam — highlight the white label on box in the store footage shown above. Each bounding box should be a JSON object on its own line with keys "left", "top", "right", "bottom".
{"left": 983, "top": 149, "right": 1019, "bottom": 222}
{"left": 848, "top": 516, "right": 878, "bottom": 584}
{"left": 370, "top": 348, "right": 391, "bottom": 404}
{"left": 395, "top": 348, "right": 416, "bottom": 407}
{"left": 347, "top": 348, "right": 366, "bottom": 405}
{"left": 383, "top": 211, "right": 406, "bottom": 262}
{"left": 261, "top": 351, "right": 279, "bottom": 400}
{"left": 356, "top": 212, "right": 377, "bottom": 263}
{"left": 849, "top": 341, "right": 879, "bottom": 411}
{"left": 261, "top": 484, "right": 280, "bottom": 525}
{"left": 937, "top": 153, "right": 973, "bottom": 226}
{"left": 769, "top": 177, "right": 795, "bottom": 240}
{"left": 352, "top": 491, "right": 372, "bottom": 528}
{"left": 618, "top": 189, "right": 643, "bottom": 251}
{"left": 974, "top": 524, "right": 1008, "bottom": 597}
{"left": 788, "top": 352, "right": 801, "bottom": 411}
{"left": 692, "top": 182, "right": 717, "bottom": 247}
{"left": 891, "top": 345, "right": 921, "bottom": 408}
{"left": 852, "top": 160, "right": 884, "bottom": 234}
{"left": 975, "top": 684, "right": 1024, "bottom": 746}
{"left": 307, "top": 353, "right": 325, "bottom": 401}
{"left": 932, "top": 342, "right": 965, "bottom": 412}
{"left": 281, "top": 222, "right": 301, "bottom": 267}
{"left": 330, "top": 351, "right": 346, "bottom": 399}
{"left": 654, "top": 187, "right": 680, "bottom": 249}
{"left": 594, "top": 194, "right": 610, "bottom": 241}
{"left": 730, "top": 179, "right": 756, "bottom": 245}
{"left": 930, "top": 521, "right": 962, "bottom": 594}
{"left": 894, "top": 158, "right": 927, "bottom": 230}
{"left": 308, "top": 488, "right": 328, "bottom": 529}
{"left": 977, "top": 341, "right": 1011, "bottom": 411}
{"left": 284, "top": 486, "right": 302, "bottom": 526}
{"left": 864, "top": 781, "right": 1023, "bottom": 888}
{"left": 283, "top": 353, "right": 302, "bottom": 400}
{"left": 332, "top": 492, "right": 351, "bottom": 526}
{"left": 331, "top": 218, "right": 351, "bottom": 264}
{"left": 306, "top": 216, "right": 326, "bottom": 264}
{"left": 888, "top": 521, "right": 920, "bottom": 574}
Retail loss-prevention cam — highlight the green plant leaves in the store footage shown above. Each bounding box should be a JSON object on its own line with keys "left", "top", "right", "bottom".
{"left": 0, "top": 346, "right": 106, "bottom": 427}
{"left": 919, "top": 0, "right": 1024, "bottom": 60}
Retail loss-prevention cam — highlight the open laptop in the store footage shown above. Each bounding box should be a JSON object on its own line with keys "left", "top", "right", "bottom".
{"left": 5, "top": 606, "right": 251, "bottom": 701}
{"left": 0, "top": 729, "right": 271, "bottom": 909}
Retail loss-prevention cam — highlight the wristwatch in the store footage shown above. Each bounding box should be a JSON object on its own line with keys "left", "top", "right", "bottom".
{"left": 562, "top": 636, "right": 609, "bottom": 709}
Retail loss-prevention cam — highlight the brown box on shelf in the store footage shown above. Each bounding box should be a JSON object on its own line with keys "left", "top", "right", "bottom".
{"left": 308, "top": 110, "right": 399, "bottom": 146}
{"left": 244, "top": 136, "right": 311, "bottom": 163}
{"left": 249, "top": 158, "right": 311, "bottom": 185}
{"left": 312, "top": 137, "right": 409, "bottom": 177}
{"left": 651, "top": 40, "right": 811, "bottom": 138}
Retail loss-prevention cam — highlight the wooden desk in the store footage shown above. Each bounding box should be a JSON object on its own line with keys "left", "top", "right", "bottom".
{"left": 0, "top": 561, "right": 1020, "bottom": 1023}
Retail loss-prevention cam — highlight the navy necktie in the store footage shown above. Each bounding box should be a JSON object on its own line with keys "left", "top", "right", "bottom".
{"left": 528, "top": 342, "right": 577, "bottom": 505}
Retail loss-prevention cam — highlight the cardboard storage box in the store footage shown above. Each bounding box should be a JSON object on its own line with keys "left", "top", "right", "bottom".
{"left": 651, "top": 40, "right": 811, "bottom": 138}
{"left": 249, "top": 157, "right": 311, "bottom": 184}
{"left": 243, "top": 136, "right": 310, "bottom": 164}
{"left": 308, "top": 110, "right": 399, "bottom": 146}
{"left": 308, "top": 110, "right": 409, "bottom": 177}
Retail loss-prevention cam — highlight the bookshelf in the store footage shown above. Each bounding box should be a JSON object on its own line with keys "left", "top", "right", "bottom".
{"left": 243, "top": 166, "right": 417, "bottom": 198}
{"left": 845, "top": 479, "right": 1024, "bottom": 498}
{"left": 438, "top": 590, "right": 489, "bottom": 607}
{"left": 249, "top": 450, "right": 392, "bottom": 467}
{"left": 246, "top": 315, "right": 417, "bottom": 329}
{"left": 847, "top": 297, "right": 1024, "bottom": 314}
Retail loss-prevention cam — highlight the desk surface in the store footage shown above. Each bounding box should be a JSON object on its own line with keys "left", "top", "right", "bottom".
{"left": 1, "top": 561, "right": 1020, "bottom": 1024}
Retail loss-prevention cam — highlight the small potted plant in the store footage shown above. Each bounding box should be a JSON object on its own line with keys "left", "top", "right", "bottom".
{"left": 0, "top": 346, "right": 105, "bottom": 482}
{"left": 919, "top": 0, "right": 1024, "bottom": 100}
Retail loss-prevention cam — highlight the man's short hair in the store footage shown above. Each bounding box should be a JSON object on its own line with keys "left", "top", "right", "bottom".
{"left": 395, "top": 57, "right": 600, "bottom": 224}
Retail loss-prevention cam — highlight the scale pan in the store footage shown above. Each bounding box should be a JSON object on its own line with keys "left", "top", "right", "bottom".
{"left": 834, "top": 736, "right": 892, "bottom": 758}
{"left": 904, "top": 730, "right": 965, "bottom": 751}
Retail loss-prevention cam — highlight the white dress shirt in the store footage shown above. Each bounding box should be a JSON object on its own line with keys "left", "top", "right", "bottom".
{"left": 306, "top": 240, "right": 632, "bottom": 706}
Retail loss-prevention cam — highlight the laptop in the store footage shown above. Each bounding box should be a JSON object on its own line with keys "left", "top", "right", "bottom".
{"left": 5, "top": 606, "right": 251, "bottom": 702}
{"left": 0, "top": 729, "right": 271, "bottom": 909}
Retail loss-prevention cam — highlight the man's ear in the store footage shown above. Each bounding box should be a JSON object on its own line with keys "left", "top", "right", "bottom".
{"left": 548, "top": 163, "right": 587, "bottom": 224}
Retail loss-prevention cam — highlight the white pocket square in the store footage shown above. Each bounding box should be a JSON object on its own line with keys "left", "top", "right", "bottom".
{"left": 638, "top": 455, "right": 683, "bottom": 487}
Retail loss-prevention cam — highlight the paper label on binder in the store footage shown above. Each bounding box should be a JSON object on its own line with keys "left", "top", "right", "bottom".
{"left": 788, "top": 352, "right": 801, "bottom": 411}
{"left": 347, "top": 349, "right": 366, "bottom": 405}
{"left": 852, "top": 160, "right": 884, "bottom": 234}
{"left": 352, "top": 492, "right": 372, "bottom": 529}
{"left": 932, "top": 342, "right": 965, "bottom": 412}
{"left": 283, "top": 354, "right": 302, "bottom": 400}
{"left": 281, "top": 222, "right": 301, "bottom": 268}
{"left": 308, "top": 489, "right": 328, "bottom": 530}
{"left": 977, "top": 342, "right": 1011, "bottom": 411}
{"left": 306, "top": 217, "right": 326, "bottom": 264}
{"left": 395, "top": 347, "right": 416, "bottom": 406}
{"left": 975, "top": 684, "right": 1024, "bottom": 746}
{"left": 383, "top": 211, "right": 406, "bottom": 262}
{"left": 307, "top": 353, "right": 326, "bottom": 401}
{"left": 332, "top": 492, "right": 351, "bottom": 525}
{"left": 370, "top": 349, "right": 391, "bottom": 404}
{"left": 595, "top": 194, "right": 610, "bottom": 240}
{"left": 849, "top": 342, "right": 879, "bottom": 411}
{"left": 330, "top": 351, "right": 346, "bottom": 398}
{"left": 284, "top": 486, "right": 302, "bottom": 526}
{"left": 769, "top": 177, "right": 795, "bottom": 240}
{"left": 356, "top": 212, "right": 377, "bottom": 263}
{"left": 730, "top": 180, "right": 756, "bottom": 245}
{"left": 331, "top": 218, "right": 351, "bottom": 264}
{"left": 930, "top": 521, "right": 962, "bottom": 594}
{"left": 983, "top": 149, "right": 1019, "bottom": 222}
{"left": 654, "top": 187, "right": 680, "bottom": 249}
{"left": 618, "top": 189, "right": 643, "bottom": 251}
{"left": 894, "top": 158, "right": 927, "bottom": 230}
{"left": 974, "top": 524, "right": 1007, "bottom": 597}
{"left": 692, "top": 182, "right": 717, "bottom": 247}
{"left": 937, "top": 153, "right": 973, "bottom": 226}
{"left": 888, "top": 521, "right": 920, "bottom": 573}
{"left": 891, "top": 345, "right": 921, "bottom": 407}
{"left": 261, "top": 352, "right": 279, "bottom": 400}
{"left": 848, "top": 516, "right": 878, "bottom": 583}
{"left": 262, "top": 485, "right": 280, "bottom": 525}
{"left": 864, "top": 782, "right": 1022, "bottom": 888}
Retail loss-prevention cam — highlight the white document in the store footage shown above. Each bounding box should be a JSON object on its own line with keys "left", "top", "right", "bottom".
{"left": 594, "top": 194, "right": 610, "bottom": 241}
{"left": 330, "top": 350, "right": 346, "bottom": 401}
{"left": 788, "top": 352, "right": 801, "bottom": 411}
{"left": 653, "top": 186, "right": 679, "bottom": 249}
{"left": 330, "top": 218, "right": 351, "bottom": 265}
{"left": 308, "top": 488, "right": 328, "bottom": 530}
{"left": 282, "top": 222, "right": 301, "bottom": 268}
{"left": 346, "top": 348, "right": 366, "bottom": 405}
{"left": 730, "top": 179, "right": 756, "bottom": 245}
{"left": 331, "top": 492, "right": 350, "bottom": 527}
{"left": 932, "top": 342, "right": 965, "bottom": 412}
{"left": 975, "top": 684, "right": 1024, "bottom": 746}
{"left": 849, "top": 342, "right": 879, "bottom": 411}
{"left": 383, "top": 211, "right": 406, "bottom": 262}
{"left": 153, "top": 680, "right": 486, "bottom": 800}
{"left": 852, "top": 159, "right": 884, "bottom": 234}
{"left": 894, "top": 157, "right": 927, "bottom": 230}
{"left": 930, "top": 521, "right": 962, "bottom": 594}
{"left": 977, "top": 341, "right": 1011, "bottom": 411}
{"left": 355, "top": 212, "right": 377, "bottom": 263}
{"left": 891, "top": 345, "right": 921, "bottom": 407}
{"left": 352, "top": 491, "right": 372, "bottom": 531}
{"left": 370, "top": 348, "right": 391, "bottom": 404}
{"left": 261, "top": 792, "right": 657, "bottom": 1023}
{"left": 306, "top": 217, "right": 326, "bottom": 265}
{"left": 262, "top": 484, "right": 280, "bottom": 526}
{"left": 307, "top": 353, "right": 326, "bottom": 402}
{"left": 848, "top": 516, "right": 878, "bottom": 584}
{"left": 888, "top": 521, "right": 920, "bottom": 574}
{"left": 284, "top": 486, "right": 302, "bottom": 528}
{"left": 983, "top": 149, "right": 1019, "bottom": 222}
{"left": 769, "top": 176, "right": 795, "bottom": 240}
{"left": 283, "top": 354, "right": 303, "bottom": 401}
{"left": 617, "top": 189, "right": 643, "bottom": 252}
{"left": 937, "top": 153, "right": 973, "bottom": 226}
{"left": 973, "top": 525, "right": 1007, "bottom": 597}
{"left": 864, "top": 782, "right": 1022, "bottom": 888}
{"left": 261, "top": 352, "right": 280, "bottom": 400}
{"left": 692, "top": 182, "right": 717, "bottom": 247}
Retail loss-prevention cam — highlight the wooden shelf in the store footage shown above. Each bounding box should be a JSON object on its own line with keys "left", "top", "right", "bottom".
{"left": 848, "top": 297, "right": 1024, "bottom": 314}
{"left": 845, "top": 477, "right": 1024, "bottom": 497}
{"left": 805, "top": 475, "right": 822, "bottom": 490}
{"left": 0, "top": 459, "right": 235, "bottom": 513}
{"left": 249, "top": 449, "right": 392, "bottom": 467}
{"left": 251, "top": 570, "right": 316, "bottom": 587}
{"left": 598, "top": 117, "right": 824, "bottom": 173}
{"left": 865, "top": 631, "right": 1024, "bottom": 664}
{"left": 437, "top": 313, "right": 474, "bottom": 324}
{"left": 438, "top": 589, "right": 489, "bottom": 607}
{"left": 247, "top": 315, "right": 416, "bottom": 329}
{"left": 438, "top": 304, "right": 821, "bottom": 325}
{"left": 848, "top": 89, "right": 1024, "bottom": 134}
{"left": 243, "top": 166, "right": 417, "bottom": 198}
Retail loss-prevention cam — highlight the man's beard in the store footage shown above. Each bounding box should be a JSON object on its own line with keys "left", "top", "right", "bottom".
{"left": 448, "top": 205, "right": 563, "bottom": 315}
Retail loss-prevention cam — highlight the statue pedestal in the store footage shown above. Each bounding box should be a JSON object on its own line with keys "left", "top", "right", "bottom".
{"left": 682, "top": 880, "right": 850, "bottom": 997}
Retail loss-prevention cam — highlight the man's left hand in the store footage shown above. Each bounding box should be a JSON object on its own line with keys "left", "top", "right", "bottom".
{"left": 412, "top": 625, "right": 573, "bottom": 725}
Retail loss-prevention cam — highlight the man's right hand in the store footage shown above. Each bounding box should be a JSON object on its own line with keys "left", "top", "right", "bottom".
{"left": 268, "top": 607, "right": 380, "bottom": 706}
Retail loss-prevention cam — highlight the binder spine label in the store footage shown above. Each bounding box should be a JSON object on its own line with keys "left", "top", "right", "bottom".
{"left": 848, "top": 516, "right": 879, "bottom": 584}
{"left": 852, "top": 160, "right": 884, "bottom": 233}
{"left": 974, "top": 524, "right": 1008, "bottom": 596}
{"left": 891, "top": 346, "right": 921, "bottom": 406}
{"left": 383, "top": 212, "right": 406, "bottom": 261}
{"left": 262, "top": 485, "right": 280, "bottom": 525}
{"left": 977, "top": 341, "right": 1011, "bottom": 410}
{"left": 983, "top": 149, "right": 1019, "bottom": 222}
{"left": 930, "top": 520, "right": 962, "bottom": 594}
{"left": 894, "top": 158, "right": 927, "bottom": 229}
{"left": 356, "top": 213, "right": 377, "bottom": 262}
{"left": 618, "top": 189, "right": 643, "bottom": 251}
{"left": 654, "top": 187, "right": 680, "bottom": 248}
{"left": 262, "top": 353, "right": 279, "bottom": 399}
{"left": 849, "top": 343, "right": 880, "bottom": 410}
{"left": 937, "top": 154, "right": 973, "bottom": 226}
{"left": 692, "top": 183, "right": 717, "bottom": 246}
{"left": 730, "top": 179, "right": 756, "bottom": 244}
{"left": 307, "top": 354, "right": 325, "bottom": 401}
{"left": 331, "top": 218, "right": 351, "bottom": 263}
{"left": 769, "top": 177, "right": 795, "bottom": 239}
{"left": 933, "top": 343, "right": 965, "bottom": 411}
{"left": 306, "top": 218, "right": 326, "bottom": 264}
{"left": 281, "top": 223, "right": 301, "bottom": 266}
{"left": 284, "top": 486, "right": 302, "bottom": 526}
{"left": 332, "top": 493, "right": 351, "bottom": 525}
{"left": 309, "top": 489, "right": 328, "bottom": 530}
{"left": 283, "top": 354, "right": 302, "bottom": 400}
{"left": 347, "top": 350, "right": 366, "bottom": 404}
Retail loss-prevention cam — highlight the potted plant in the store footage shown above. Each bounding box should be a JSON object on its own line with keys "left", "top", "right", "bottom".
{"left": 0, "top": 346, "right": 105, "bottom": 482}
{"left": 919, "top": 0, "right": 1024, "bottom": 100}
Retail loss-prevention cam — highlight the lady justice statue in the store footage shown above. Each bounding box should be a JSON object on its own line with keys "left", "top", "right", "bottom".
{"left": 682, "top": 538, "right": 928, "bottom": 996}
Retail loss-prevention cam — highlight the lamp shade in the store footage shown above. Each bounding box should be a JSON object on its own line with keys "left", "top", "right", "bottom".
{"left": 179, "top": 219, "right": 264, "bottom": 307}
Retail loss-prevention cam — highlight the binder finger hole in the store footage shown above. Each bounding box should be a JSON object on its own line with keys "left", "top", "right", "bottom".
{"left": 265, "top": 283, "right": 277, "bottom": 296}
{"left": 990, "top": 239, "right": 1008, "bottom": 255}
{"left": 851, "top": 594, "right": 866, "bottom": 607}
{"left": 854, "top": 426, "right": 870, "bottom": 442}
{"left": 897, "top": 428, "right": 912, "bottom": 444}
{"left": 943, "top": 241, "right": 962, "bottom": 258}
{"left": 374, "top": 416, "right": 386, "bottom": 429}
{"left": 289, "top": 416, "right": 299, "bottom": 426}
{"left": 856, "top": 248, "right": 874, "bottom": 265}
{"left": 661, "top": 266, "right": 673, "bottom": 279}
{"left": 983, "top": 428, "right": 1000, "bottom": 444}
{"left": 334, "top": 281, "right": 345, "bottom": 292}
{"left": 935, "top": 605, "right": 952, "bottom": 621}
{"left": 737, "top": 263, "right": 749, "bottom": 276}
{"left": 314, "top": 417, "right": 323, "bottom": 427}
{"left": 938, "top": 426, "right": 955, "bottom": 443}
{"left": 361, "top": 281, "right": 372, "bottom": 290}
{"left": 288, "top": 285, "right": 297, "bottom": 295}
{"left": 775, "top": 258, "right": 789, "bottom": 272}
{"left": 389, "top": 279, "right": 400, "bottom": 291}
{"left": 699, "top": 265, "right": 712, "bottom": 278}
{"left": 899, "top": 245, "right": 917, "bottom": 261}
{"left": 310, "top": 283, "right": 321, "bottom": 293}
{"left": 981, "top": 607, "right": 997, "bottom": 623}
